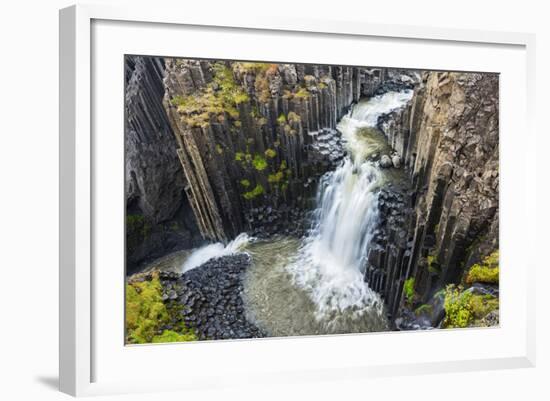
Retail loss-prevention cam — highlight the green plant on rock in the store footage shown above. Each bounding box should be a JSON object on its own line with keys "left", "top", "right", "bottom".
{"left": 294, "top": 87, "right": 310, "bottom": 99}
{"left": 125, "top": 273, "right": 197, "bottom": 344}
{"left": 264, "top": 148, "right": 277, "bottom": 159}
{"left": 268, "top": 171, "right": 284, "bottom": 184}
{"left": 287, "top": 111, "right": 301, "bottom": 123}
{"left": 403, "top": 277, "right": 415, "bottom": 304}
{"left": 427, "top": 254, "right": 440, "bottom": 274}
{"left": 151, "top": 330, "right": 197, "bottom": 343}
{"left": 443, "top": 285, "right": 472, "bottom": 328}
{"left": 252, "top": 154, "right": 268, "bottom": 171}
{"left": 170, "top": 62, "right": 249, "bottom": 128}
{"left": 277, "top": 113, "right": 287, "bottom": 125}
{"left": 240, "top": 179, "right": 251, "bottom": 188}
{"left": 466, "top": 250, "right": 499, "bottom": 284}
{"left": 443, "top": 285, "right": 499, "bottom": 328}
{"left": 243, "top": 184, "right": 265, "bottom": 200}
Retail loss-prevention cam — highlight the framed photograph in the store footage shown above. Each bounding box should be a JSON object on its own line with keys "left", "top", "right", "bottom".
{"left": 59, "top": 3, "right": 536, "bottom": 396}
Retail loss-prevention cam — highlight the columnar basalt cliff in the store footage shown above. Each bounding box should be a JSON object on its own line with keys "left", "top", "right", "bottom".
{"left": 125, "top": 56, "right": 202, "bottom": 272}
{"left": 366, "top": 72, "right": 499, "bottom": 321}
{"left": 161, "top": 61, "right": 407, "bottom": 242}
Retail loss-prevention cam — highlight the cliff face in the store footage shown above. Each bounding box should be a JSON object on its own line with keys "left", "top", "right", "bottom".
{"left": 125, "top": 56, "right": 202, "bottom": 272}
{"left": 162, "top": 61, "right": 407, "bottom": 241}
{"left": 366, "top": 71, "right": 499, "bottom": 317}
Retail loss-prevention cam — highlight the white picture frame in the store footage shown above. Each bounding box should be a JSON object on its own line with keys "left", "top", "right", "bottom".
{"left": 59, "top": 3, "right": 536, "bottom": 397}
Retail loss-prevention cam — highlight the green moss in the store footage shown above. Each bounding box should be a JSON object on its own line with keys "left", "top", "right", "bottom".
{"left": 243, "top": 184, "right": 265, "bottom": 200}
{"left": 294, "top": 87, "right": 310, "bottom": 99}
{"left": 171, "top": 62, "right": 249, "bottom": 127}
{"left": 235, "top": 152, "right": 245, "bottom": 162}
{"left": 466, "top": 250, "right": 499, "bottom": 284}
{"left": 151, "top": 330, "right": 197, "bottom": 343}
{"left": 443, "top": 285, "right": 499, "bottom": 328}
{"left": 240, "top": 179, "right": 251, "bottom": 188}
{"left": 277, "top": 113, "right": 287, "bottom": 125}
{"left": 264, "top": 148, "right": 277, "bottom": 159}
{"left": 126, "top": 214, "right": 151, "bottom": 245}
{"left": 287, "top": 111, "right": 301, "bottom": 123}
{"left": 268, "top": 171, "right": 284, "bottom": 184}
{"left": 427, "top": 254, "right": 440, "bottom": 274}
{"left": 443, "top": 285, "right": 472, "bottom": 328}
{"left": 403, "top": 277, "right": 415, "bottom": 304}
{"left": 126, "top": 273, "right": 197, "bottom": 344}
{"left": 252, "top": 155, "right": 268, "bottom": 171}
{"left": 215, "top": 144, "right": 224, "bottom": 155}
{"left": 126, "top": 214, "right": 144, "bottom": 230}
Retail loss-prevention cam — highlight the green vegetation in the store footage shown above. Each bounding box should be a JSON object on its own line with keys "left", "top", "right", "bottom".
{"left": 240, "top": 179, "right": 251, "bottom": 188}
{"left": 277, "top": 114, "right": 287, "bottom": 125}
{"left": 151, "top": 330, "right": 197, "bottom": 343}
{"left": 466, "top": 250, "right": 499, "bottom": 285}
{"left": 287, "top": 111, "right": 301, "bottom": 123}
{"left": 252, "top": 154, "right": 268, "bottom": 171}
{"left": 294, "top": 87, "right": 310, "bottom": 99}
{"left": 427, "top": 254, "right": 440, "bottom": 274}
{"left": 264, "top": 148, "right": 277, "bottom": 159}
{"left": 243, "top": 184, "right": 265, "bottom": 200}
{"left": 443, "top": 285, "right": 499, "bottom": 328}
{"left": 215, "top": 144, "right": 224, "bottom": 154}
{"left": 126, "top": 273, "right": 197, "bottom": 344}
{"left": 170, "top": 62, "right": 249, "bottom": 127}
{"left": 127, "top": 214, "right": 151, "bottom": 239}
{"left": 268, "top": 171, "right": 284, "bottom": 184}
{"left": 235, "top": 152, "right": 245, "bottom": 162}
{"left": 403, "top": 277, "right": 415, "bottom": 304}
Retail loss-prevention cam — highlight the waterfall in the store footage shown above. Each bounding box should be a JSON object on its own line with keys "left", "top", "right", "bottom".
{"left": 181, "top": 233, "right": 253, "bottom": 273}
{"left": 287, "top": 90, "right": 413, "bottom": 323}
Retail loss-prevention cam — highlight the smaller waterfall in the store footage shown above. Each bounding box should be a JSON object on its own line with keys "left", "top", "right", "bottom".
{"left": 182, "top": 233, "right": 253, "bottom": 272}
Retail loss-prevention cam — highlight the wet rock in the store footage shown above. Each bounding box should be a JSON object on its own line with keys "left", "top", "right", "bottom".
{"left": 391, "top": 155, "right": 401, "bottom": 168}
{"left": 160, "top": 254, "right": 265, "bottom": 340}
{"left": 380, "top": 155, "right": 393, "bottom": 168}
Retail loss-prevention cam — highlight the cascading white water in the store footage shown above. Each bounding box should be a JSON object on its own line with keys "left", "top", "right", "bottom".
{"left": 286, "top": 90, "right": 413, "bottom": 323}
{"left": 181, "top": 233, "right": 253, "bottom": 273}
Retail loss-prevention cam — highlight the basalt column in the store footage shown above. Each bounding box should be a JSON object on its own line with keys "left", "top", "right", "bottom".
{"left": 163, "top": 61, "right": 371, "bottom": 241}
{"left": 366, "top": 72, "right": 499, "bottom": 317}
